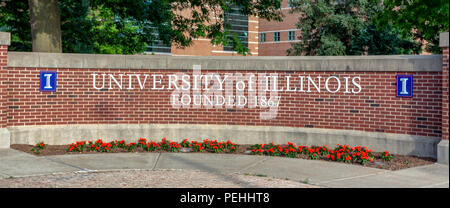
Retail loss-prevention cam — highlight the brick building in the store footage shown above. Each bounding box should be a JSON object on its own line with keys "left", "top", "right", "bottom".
{"left": 258, "top": 0, "right": 300, "bottom": 56}
{"left": 148, "top": 0, "right": 297, "bottom": 56}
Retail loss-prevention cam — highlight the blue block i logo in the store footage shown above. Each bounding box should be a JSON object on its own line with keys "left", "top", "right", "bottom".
{"left": 40, "top": 71, "right": 57, "bottom": 92}
{"left": 396, "top": 75, "right": 413, "bottom": 98}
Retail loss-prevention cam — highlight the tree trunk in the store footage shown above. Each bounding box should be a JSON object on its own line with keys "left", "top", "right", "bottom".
{"left": 29, "top": 0, "right": 62, "bottom": 53}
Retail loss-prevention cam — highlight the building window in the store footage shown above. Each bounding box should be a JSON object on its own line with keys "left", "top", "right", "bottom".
{"left": 146, "top": 41, "right": 171, "bottom": 54}
{"left": 288, "top": 0, "right": 294, "bottom": 8}
{"left": 288, "top": 31, "right": 295, "bottom": 41}
{"left": 223, "top": 4, "right": 249, "bottom": 52}
{"left": 146, "top": 27, "right": 172, "bottom": 54}
{"left": 260, "top": 33, "right": 266, "bottom": 42}
{"left": 274, "top": 32, "right": 280, "bottom": 42}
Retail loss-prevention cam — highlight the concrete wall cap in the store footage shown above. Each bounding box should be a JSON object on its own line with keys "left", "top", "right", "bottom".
{"left": 7, "top": 52, "right": 443, "bottom": 72}
{"left": 440, "top": 32, "right": 449, "bottom": 47}
{"left": 0, "top": 32, "right": 11, "bottom": 46}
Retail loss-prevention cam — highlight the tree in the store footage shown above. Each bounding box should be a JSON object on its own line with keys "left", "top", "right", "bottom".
{"left": 351, "top": 24, "right": 421, "bottom": 55}
{"left": 29, "top": 0, "right": 62, "bottom": 52}
{"left": 375, "top": 0, "right": 449, "bottom": 54}
{"left": 59, "top": 0, "right": 94, "bottom": 53}
{"left": 1, "top": 0, "right": 283, "bottom": 55}
{"left": 286, "top": 0, "right": 419, "bottom": 56}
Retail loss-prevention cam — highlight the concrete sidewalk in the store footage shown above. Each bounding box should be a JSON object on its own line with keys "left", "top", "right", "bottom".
{"left": 0, "top": 149, "right": 448, "bottom": 188}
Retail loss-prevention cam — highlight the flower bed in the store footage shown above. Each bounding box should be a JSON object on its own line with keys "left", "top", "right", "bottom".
{"left": 250, "top": 142, "right": 379, "bottom": 165}
{"left": 10, "top": 138, "right": 436, "bottom": 170}
{"left": 53, "top": 138, "right": 390, "bottom": 165}
{"left": 66, "top": 138, "right": 239, "bottom": 154}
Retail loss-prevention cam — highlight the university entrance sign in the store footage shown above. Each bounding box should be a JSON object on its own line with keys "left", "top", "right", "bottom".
{"left": 0, "top": 31, "right": 448, "bottom": 164}
{"left": 90, "top": 66, "right": 363, "bottom": 120}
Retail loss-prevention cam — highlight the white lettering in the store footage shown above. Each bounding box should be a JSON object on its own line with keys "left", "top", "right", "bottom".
{"left": 400, "top": 78, "right": 409, "bottom": 94}
{"left": 92, "top": 73, "right": 105, "bottom": 90}
{"left": 44, "top": 74, "right": 53, "bottom": 89}
{"left": 325, "top": 76, "right": 341, "bottom": 93}
{"left": 109, "top": 74, "right": 123, "bottom": 89}
{"left": 151, "top": 74, "right": 164, "bottom": 90}
{"left": 307, "top": 76, "right": 321, "bottom": 92}
{"left": 352, "top": 77, "right": 362, "bottom": 94}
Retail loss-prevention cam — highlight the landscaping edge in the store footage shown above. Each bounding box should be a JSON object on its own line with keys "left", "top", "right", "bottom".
{"left": 11, "top": 139, "right": 436, "bottom": 171}
{"left": 4, "top": 123, "right": 442, "bottom": 159}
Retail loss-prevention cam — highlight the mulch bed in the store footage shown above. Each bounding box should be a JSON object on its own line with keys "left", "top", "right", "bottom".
{"left": 11, "top": 144, "right": 436, "bottom": 171}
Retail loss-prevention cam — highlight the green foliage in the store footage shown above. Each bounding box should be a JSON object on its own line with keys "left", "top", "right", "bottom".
{"left": 351, "top": 24, "right": 421, "bottom": 55}
{"left": 0, "top": 0, "right": 31, "bottom": 51}
{"left": 381, "top": 151, "right": 394, "bottom": 162}
{"left": 286, "top": 0, "right": 419, "bottom": 56}
{"left": 375, "top": 0, "right": 449, "bottom": 54}
{"left": 1, "top": 0, "right": 283, "bottom": 55}
{"left": 59, "top": 0, "right": 94, "bottom": 53}
{"left": 30, "top": 142, "right": 46, "bottom": 154}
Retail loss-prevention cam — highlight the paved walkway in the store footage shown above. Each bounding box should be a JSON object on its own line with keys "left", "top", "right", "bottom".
{"left": 0, "top": 149, "right": 448, "bottom": 188}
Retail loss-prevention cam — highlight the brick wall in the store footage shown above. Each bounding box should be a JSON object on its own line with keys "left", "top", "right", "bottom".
{"left": 0, "top": 45, "right": 7, "bottom": 128}
{"left": 442, "top": 46, "right": 449, "bottom": 140}
{"left": 258, "top": 0, "right": 302, "bottom": 56}
{"left": 4, "top": 67, "right": 443, "bottom": 138}
{"left": 259, "top": 42, "right": 293, "bottom": 56}
{"left": 1, "top": 30, "right": 448, "bottom": 145}
{"left": 171, "top": 39, "right": 258, "bottom": 56}
{"left": 167, "top": 6, "right": 259, "bottom": 56}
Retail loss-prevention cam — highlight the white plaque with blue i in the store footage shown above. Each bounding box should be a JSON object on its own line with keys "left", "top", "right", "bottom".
{"left": 40, "top": 71, "right": 57, "bottom": 92}
{"left": 396, "top": 75, "right": 413, "bottom": 98}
